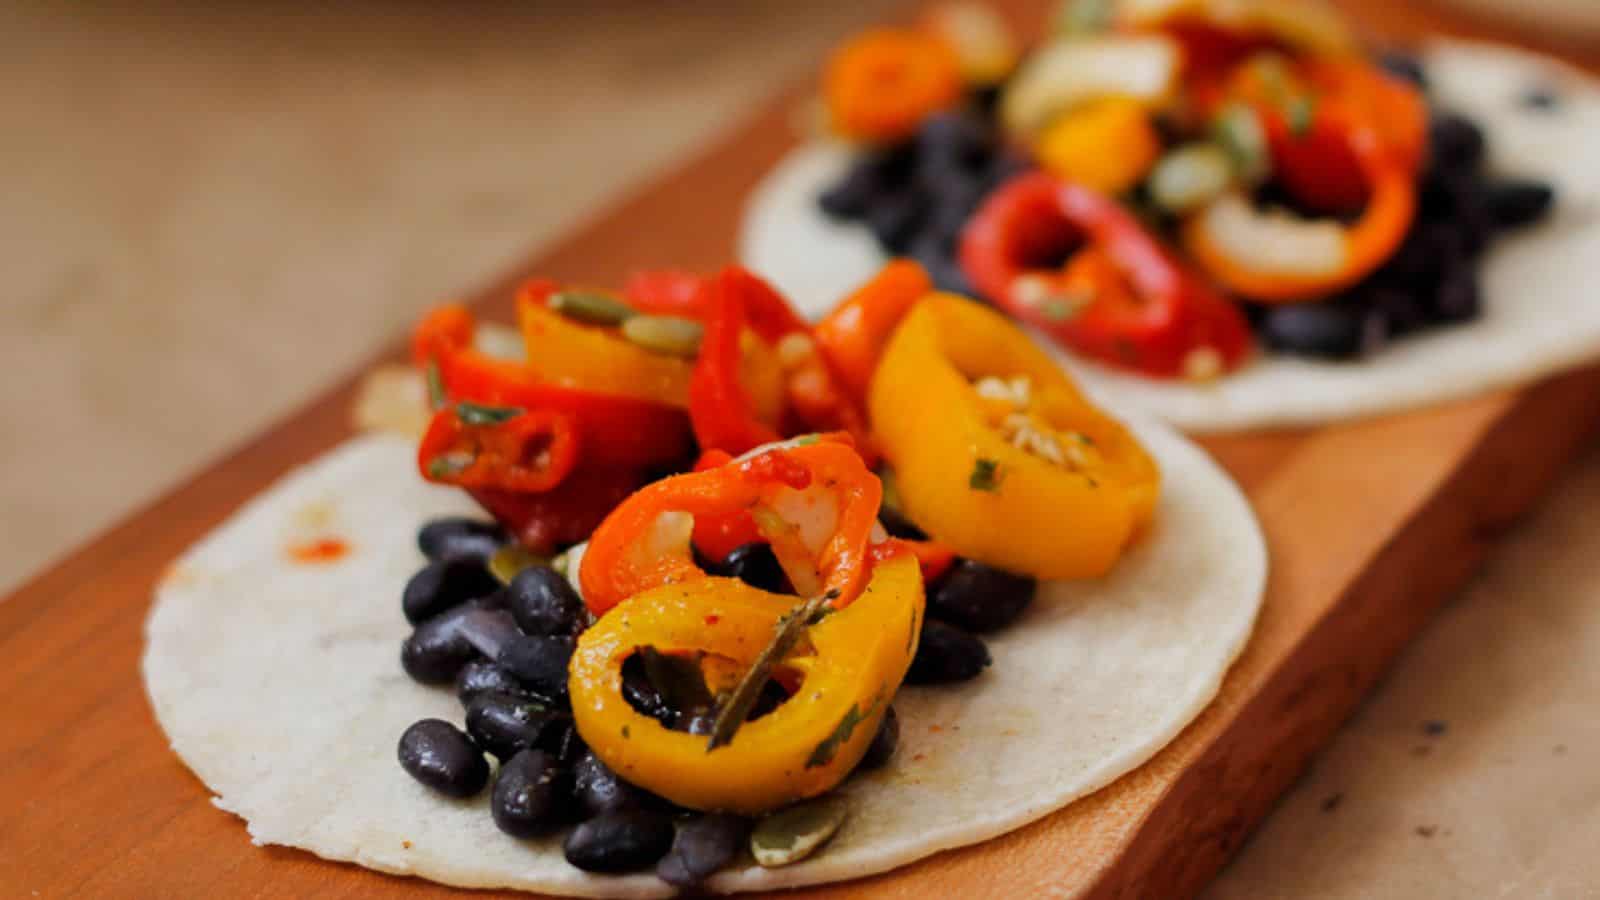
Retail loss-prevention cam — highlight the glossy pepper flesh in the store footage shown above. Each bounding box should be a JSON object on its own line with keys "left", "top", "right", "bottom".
{"left": 689, "top": 267, "right": 874, "bottom": 458}
{"left": 568, "top": 552, "right": 922, "bottom": 814}
{"left": 579, "top": 438, "right": 883, "bottom": 616}
{"left": 869, "top": 293, "right": 1160, "bottom": 580}
{"left": 516, "top": 279, "right": 693, "bottom": 407}
{"left": 960, "top": 172, "right": 1253, "bottom": 378}
{"left": 813, "top": 260, "right": 933, "bottom": 404}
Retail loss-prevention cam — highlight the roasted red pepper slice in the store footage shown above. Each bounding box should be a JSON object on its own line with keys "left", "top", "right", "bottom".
{"left": 686, "top": 449, "right": 764, "bottom": 563}
{"left": 689, "top": 267, "right": 874, "bottom": 457}
{"left": 418, "top": 404, "right": 581, "bottom": 493}
{"left": 959, "top": 172, "right": 1253, "bottom": 379}
{"left": 414, "top": 305, "right": 693, "bottom": 471}
{"left": 813, "top": 260, "right": 933, "bottom": 402}
{"left": 579, "top": 438, "right": 882, "bottom": 616}
{"left": 624, "top": 269, "right": 711, "bottom": 320}
{"left": 471, "top": 466, "right": 640, "bottom": 554}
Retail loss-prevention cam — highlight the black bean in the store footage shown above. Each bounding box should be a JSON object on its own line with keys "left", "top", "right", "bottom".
{"left": 401, "top": 558, "right": 501, "bottom": 625}
{"left": 924, "top": 179, "right": 986, "bottom": 246}
{"left": 491, "top": 749, "right": 573, "bottom": 838}
{"left": 722, "top": 543, "right": 792, "bottom": 594}
{"left": 400, "top": 601, "right": 489, "bottom": 685}
{"left": 1370, "top": 287, "right": 1430, "bottom": 337}
{"left": 916, "top": 112, "right": 994, "bottom": 171}
{"left": 495, "top": 634, "right": 574, "bottom": 704}
{"left": 656, "top": 814, "right": 752, "bottom": 888}
{"left": 927, "top": 559, "right": 1036, "bottom": 633}
{"left": 504, "top": 566, "right": 587, "bottom": 637}
{"left": 1487, "top": 179, "right": 1555, "bottom": 229}
{"left": 1429, "top": 114, "right": 1485, "bottom": 173}
{"left": 574, "top": 748, "right": 654, "bottom": 817}
{"left": 980, "top": 153, "right": 1032, "bottom": 192}
{"left": 465, "top": 691, "right": 565, "bottom": 761}
{"left": 819, "top": 165, "right": 880, "bottom": 221}
{"left": 397, "top": 719, "right": 488, "bottom": 798}
{"left": 564, "top": 808, "right": 676, "bottom": 874}
{"left": 1519, "top": 85, "right": 1562, "bottom": 111}
{"left": 418, "top": 517, "right": 506, "bottom": 564}
{"left": 906, "top": 620, "right": 992, "bottom": 685}
{"left": 909, "top": 232, "right": 976, "bottom": 297}
{"left": 1378, "top": 51, "right": 1428, "bottom": 89}
{"left": 865, "top": 190, "right": 928, "bottom": 255}
{"left": 542, "top": 718, "right": 586, "bottom": 766}
{"left": 748, "top": 679, "right": 790, "bottom": 721}
{"left": 1432, "top": 268, "right": 1481, "bottom": 324}
{"left": 621, "top": 654, "right": 675, "bottom": 727}
{"left": 455, "top": 659, "right": 537, "bottom": 704}
{"left": 455, "top": 607, "right": 520, "bottom": 660}
{"left": 1259, "top": 302, "right": 1386, "bottom": 359}
{"left": 858, "top": 706, "right": 899, "bottom": 771}
{"left": 878, "top": 505, "right": 928, "bottom": 542}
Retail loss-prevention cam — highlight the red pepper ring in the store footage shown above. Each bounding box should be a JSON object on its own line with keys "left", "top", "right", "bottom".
{"left": 579, "top": 439, "right": 883, "bottom": 617}
{"left": 418, "top": 405, "right": 581, "bottom": 494}
{"left": 959, "top": 172, "right": 1253, "bottom": 379}
{"left": 624, "top": 269, "right": 711, "bottom": 320}
{"left": 690, "top": 271, "right": 786, "bottom": 456}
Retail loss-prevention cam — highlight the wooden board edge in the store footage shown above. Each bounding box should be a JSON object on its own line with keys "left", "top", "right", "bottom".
{"left": 1087, "top": 363, "right": 1600, "bottom": 898}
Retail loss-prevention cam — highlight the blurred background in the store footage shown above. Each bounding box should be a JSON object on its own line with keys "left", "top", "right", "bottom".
{"left": 4, "top": 2, "right": 1599, "bottom": 897}
{"left": 1, "top": 1, "right": 902, "bottom": 595}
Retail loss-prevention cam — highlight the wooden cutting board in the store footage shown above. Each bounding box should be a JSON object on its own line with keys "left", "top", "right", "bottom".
{"left": 4, "top": 2, "right": 1598, "bottom": 897}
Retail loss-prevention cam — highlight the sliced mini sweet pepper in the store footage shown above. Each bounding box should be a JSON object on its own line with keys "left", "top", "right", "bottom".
{"left": 690, "top": 267, "right": 874, "bottom": 458}
{"left": 568, "top": 552, "right": 922, "bottom": 814}
{"left": 579, "top": 437, "right": 882, "bottom": 616}
{"left": 623, "top": 269, "right": 711, "bottom": 319}
{"left": 516, "top": 279, "right": 693, "bottom": 407}
{"left": 471, "top": 466, "right": 641, "bottom": 554}
{"left": 417, "top": 404, "right": 580, "bottom": 494}
{"left": 414, "top": 304, "right": 693, "bottom": 471}
{"left": 868, "top": 293, "right": 1159, "bottom": 580}
{"left": 1230, "top": 54, "right": 1425, "bottom": 212}
{"left": 812, "top": 260, "right": 933, "bottom": 403}
{"left": 824, "top": 28, "right": 963, "bottom": 143}
{"left": 959, "top": 171, "right": 1252, "bottom": 379}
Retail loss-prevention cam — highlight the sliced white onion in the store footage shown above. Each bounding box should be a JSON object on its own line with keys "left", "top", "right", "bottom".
{"left": 1000, "top": 35, "right": 1179, "bottom": 136}
{"left": 1196, "top": 192, "right": 1348, "bottom": 278}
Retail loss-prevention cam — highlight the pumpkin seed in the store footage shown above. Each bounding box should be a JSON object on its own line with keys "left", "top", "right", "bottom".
{"left": 488, "top": 543, "right": 547, "bottom": 585}
{"left": 1149, "top": 143, "right": 1233, "bottom": 215}
{"left": 621, "top": 315, "right": 704, "bottom": 358}
{"left": 549, "top": 291, "right": 637, "bottom": 326}
{"left": 750, "top": 797, "right": 847, "bottom": 868}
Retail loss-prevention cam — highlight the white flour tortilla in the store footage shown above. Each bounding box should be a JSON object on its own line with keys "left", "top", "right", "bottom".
{"left": 144, "top": 421, "right": 1264, "bottom": 897}
{"left": 740, "top": 41, "right": 1600, "bottom": 433}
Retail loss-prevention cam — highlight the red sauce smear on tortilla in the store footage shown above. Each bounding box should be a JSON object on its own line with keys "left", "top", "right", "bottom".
{"left": 288, "top": 537, "right": 350, "bottom": 563}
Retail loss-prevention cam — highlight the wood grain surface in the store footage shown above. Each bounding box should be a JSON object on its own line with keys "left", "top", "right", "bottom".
{"left": 4, "top": 2, "right": 1599, "bottom": 897}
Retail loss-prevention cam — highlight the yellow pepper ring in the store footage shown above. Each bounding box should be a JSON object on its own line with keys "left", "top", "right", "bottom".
{"left": 868, "top": 294, "right": 1159, "bottom": 580}
{"left": 569, "top": 554, "right": 923, "bottom": 815}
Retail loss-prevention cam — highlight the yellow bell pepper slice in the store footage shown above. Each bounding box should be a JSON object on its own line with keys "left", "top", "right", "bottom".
{"left": 868, "top": 294, "right": 1159, "bottom": 580}
{"left": 1034, "top": 97, "right": 1162, "bottom": 196}
{"left": 568, "top": 554, "right": 923, "bottom": 815}
{"left": 517, "top": 288, "right": 692, "bottom": 408}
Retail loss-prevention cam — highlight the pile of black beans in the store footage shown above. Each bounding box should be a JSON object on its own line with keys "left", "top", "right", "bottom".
{"left": 818, "top": 108, "right": 1031, "bottom": 296}
{"left": 398, "top": 515, "right": 991, "bottom": 883}
{"left": 1255, "top": 57, "right": 1558, "bottom": 360}
{"left": 877, "top": 505, "right": 1037, "bottom": 683}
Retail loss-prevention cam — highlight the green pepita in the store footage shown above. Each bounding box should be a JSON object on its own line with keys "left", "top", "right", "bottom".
{"left": 751, "top": 797, "right": 848, "bottom": 868}
{"left": 1148, "top": 143, "right": 1234, "bottom": 215}
{"left": 488, "top": 543, "right": 547, "bottom": 585}
{"left": 455, "top": 402, "right": 523, "bottom": 426}
{"left": 621, "top": 315, "right": 705, "bottom": 358}
{"left": 549, "top": 291, "right": 637, "bottom": 326}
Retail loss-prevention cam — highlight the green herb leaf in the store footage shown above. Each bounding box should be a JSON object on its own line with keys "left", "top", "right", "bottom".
{"left": 425, "top": 360, "right": 447, "bottom": 410}
{"left": 456, "top": 402, "right": 524, "bottom": 426}
{"left": 969, "top": 458, "right": 1003, "bottom": 493}
{"left": 806, "top": 696, "right": 882, "bottom": 769}
{"left": 707, "top": 589, "right": 838, "bottom": 752}
{"left": 425, "top": 452, "right": 475, "bottom": 480}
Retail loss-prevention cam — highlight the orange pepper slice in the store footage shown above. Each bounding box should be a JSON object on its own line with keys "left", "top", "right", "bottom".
{"left": 824, "top": 28, "right": 963, "bottom": 143}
